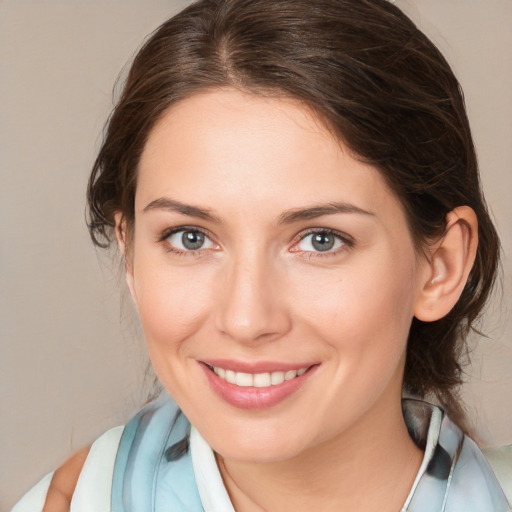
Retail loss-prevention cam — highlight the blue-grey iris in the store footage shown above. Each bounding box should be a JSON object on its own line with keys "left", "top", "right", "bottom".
{"left": 312, "top": 232, "right": 335, "bottom": 251}
{"left": 182, "top": 231, "right": 204, "bottom": 250}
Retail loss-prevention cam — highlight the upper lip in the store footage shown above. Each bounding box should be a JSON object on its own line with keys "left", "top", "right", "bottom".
{"left": 200, "top": 358, "right": 317, "bottom": 373}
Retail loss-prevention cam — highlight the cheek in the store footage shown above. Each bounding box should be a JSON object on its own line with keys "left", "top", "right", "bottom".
{"left": 132, "top": 257, "right": 215, "bottom": 356}
{"left": 289, "top": 254, "right": 417, "bottom": 358}
{"left": 286, "top": 257, "right": 417, "bottom": 435}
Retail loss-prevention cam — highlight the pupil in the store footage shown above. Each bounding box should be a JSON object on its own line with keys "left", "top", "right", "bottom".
{"left": 182, "top": 231, "right": 204, "bottom": 250}
{"left": 312, "top": 232, "right": 334, "bottom": 252}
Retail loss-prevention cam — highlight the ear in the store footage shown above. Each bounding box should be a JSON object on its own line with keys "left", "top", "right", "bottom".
{"left": 114, "top": 212, "right": 137, "bottom": 302}
{"left": 414, "top": 206, "right": 478, "bottom": 322}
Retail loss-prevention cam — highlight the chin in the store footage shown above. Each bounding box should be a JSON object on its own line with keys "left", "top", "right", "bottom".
{"left": 198, "top": 416, "right": 314, "bottom": 463}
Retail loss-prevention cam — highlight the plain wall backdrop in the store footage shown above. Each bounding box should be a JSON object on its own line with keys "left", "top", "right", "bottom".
{"left": 1, "top": 1, "right": 511, "bottom": 509}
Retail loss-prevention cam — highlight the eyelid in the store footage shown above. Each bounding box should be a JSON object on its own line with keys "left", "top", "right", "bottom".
{"left": 159, "top": 225, "right": 220, "bottom": 254}
{"left": 290, "top": 228, "right": 354, "bottom": 254}
{"left": 159, "top": 225, "right": 210, "bottom": 241}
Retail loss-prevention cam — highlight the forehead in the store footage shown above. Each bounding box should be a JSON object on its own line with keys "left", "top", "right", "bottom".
{"left": 136, "top": 88, "right": 402, "bottom": 222}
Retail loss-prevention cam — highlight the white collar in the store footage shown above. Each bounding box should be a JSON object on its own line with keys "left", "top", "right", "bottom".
{"left": 190, "top": 426, "right": 236, "bottom": 511}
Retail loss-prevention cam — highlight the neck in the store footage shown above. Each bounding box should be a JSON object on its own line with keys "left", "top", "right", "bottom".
{"left": 216, "top": 395, "right": 423, "bottom": 512}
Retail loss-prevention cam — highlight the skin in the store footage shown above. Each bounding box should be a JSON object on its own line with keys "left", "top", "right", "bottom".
{"left": 121, "top": 88, "right": 472, "bottom": 511}
{"left": 45, "top": 87, "right": 478, "bottom": 511}
{"left": 43, "top": 446, "right": 90, "bottom": 511}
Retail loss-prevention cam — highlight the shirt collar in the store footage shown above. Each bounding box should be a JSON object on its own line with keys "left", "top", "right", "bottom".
{"left": 190, "top": 425, "right": 236, "bottom": 512}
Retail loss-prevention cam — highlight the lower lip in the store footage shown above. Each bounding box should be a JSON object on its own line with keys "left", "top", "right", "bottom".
{"left": 200, "top": 363, "right": 317, "bottom": 410}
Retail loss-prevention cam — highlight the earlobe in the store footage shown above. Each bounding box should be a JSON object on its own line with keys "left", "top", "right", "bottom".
{"left": 414, "top": 206, "right": 478, "bottom": 322}
{"left": 114, "top": 212, "right": 128, "bottom": 256}
{"left": 114, "top": 212, "right": 137, "bottom": 303}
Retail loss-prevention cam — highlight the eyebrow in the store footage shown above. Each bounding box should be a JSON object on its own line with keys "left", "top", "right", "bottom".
{"left": 277, "top": 202, "right": 375, "bottom": 224}
{"left": 143, "top": 198, "right": 221, "bottom": 223}
{"left": 143, "top": 197, "right": 374, "bottom": 224}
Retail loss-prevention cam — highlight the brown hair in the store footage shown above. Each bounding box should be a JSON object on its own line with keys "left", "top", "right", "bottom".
{"left": 87, "top": 0, "right": 500, "bottom": 425}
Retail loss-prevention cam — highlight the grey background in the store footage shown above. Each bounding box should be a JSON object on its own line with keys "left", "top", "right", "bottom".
{"left": 1, "top": 1, "right": 511, "bottom": 509}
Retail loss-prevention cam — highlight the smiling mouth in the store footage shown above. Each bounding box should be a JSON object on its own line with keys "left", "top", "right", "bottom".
{"left": 205, "top": 364, "right": 310, "bottom": 388}
{"left": 201, "top": 361, "right": 318, "bottom": 409}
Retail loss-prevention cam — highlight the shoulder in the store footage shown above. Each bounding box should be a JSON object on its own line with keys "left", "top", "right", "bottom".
{"left": 11, "top": 426, "right": 124, "bottom": 512}
{"left": 43, "top": 446, "right": 91, "bottom": 512}
{"left": 482, "top": 444, "right": 512, "bottom": 508}
{"left": 70, "top": 426, "right": 124, "bottom": 510}
{"left": 446, "top": 435, "right": 512, "bottom": 511}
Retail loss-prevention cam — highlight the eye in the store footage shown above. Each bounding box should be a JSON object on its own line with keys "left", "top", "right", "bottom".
{"left": 164, "top": 228, "right": 217, "bottom": 252}
{"left": 292, "top": 229, "right": 350, "bottom": 254}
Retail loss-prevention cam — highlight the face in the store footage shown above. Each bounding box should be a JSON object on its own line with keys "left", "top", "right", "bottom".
{"left": 125, "top": 88, "right": 431, "bottom": 463}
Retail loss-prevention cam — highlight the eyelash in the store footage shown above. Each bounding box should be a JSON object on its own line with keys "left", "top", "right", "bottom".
{"left": 291, "top": 228, "right": 354, "bottom": 258}
{"left": 158, "top": 226, "right": 216, "bottom": 258}
{"left": 158, "top": 227, "right": 354, "bottom": 259}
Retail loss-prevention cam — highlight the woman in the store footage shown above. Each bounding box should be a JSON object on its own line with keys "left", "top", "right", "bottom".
{"left": 12, "top": 0, "right": 511, "bottom": 510}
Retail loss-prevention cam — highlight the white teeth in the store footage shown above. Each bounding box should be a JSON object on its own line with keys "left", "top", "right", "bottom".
{"left": 211, "top": 365, "right": 309, "bottom": 388}
{"left": 253, "top": 373, "right": 271, "bottom": 388}
{"left": 270, "top": 371, "right": 285, "bottom": 385}
{"left": 284, "top": 370, "right": 297, "bottom": 381}
{"left": 225, "top": 370, "right": 236, "bottom": 384}
{"left": 235, "top": 372, "right": 253, "bottom": 387}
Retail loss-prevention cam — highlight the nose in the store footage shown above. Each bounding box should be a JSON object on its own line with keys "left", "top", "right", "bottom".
{"left": 215, "top": 251, "right": 292, "bottom": 345}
